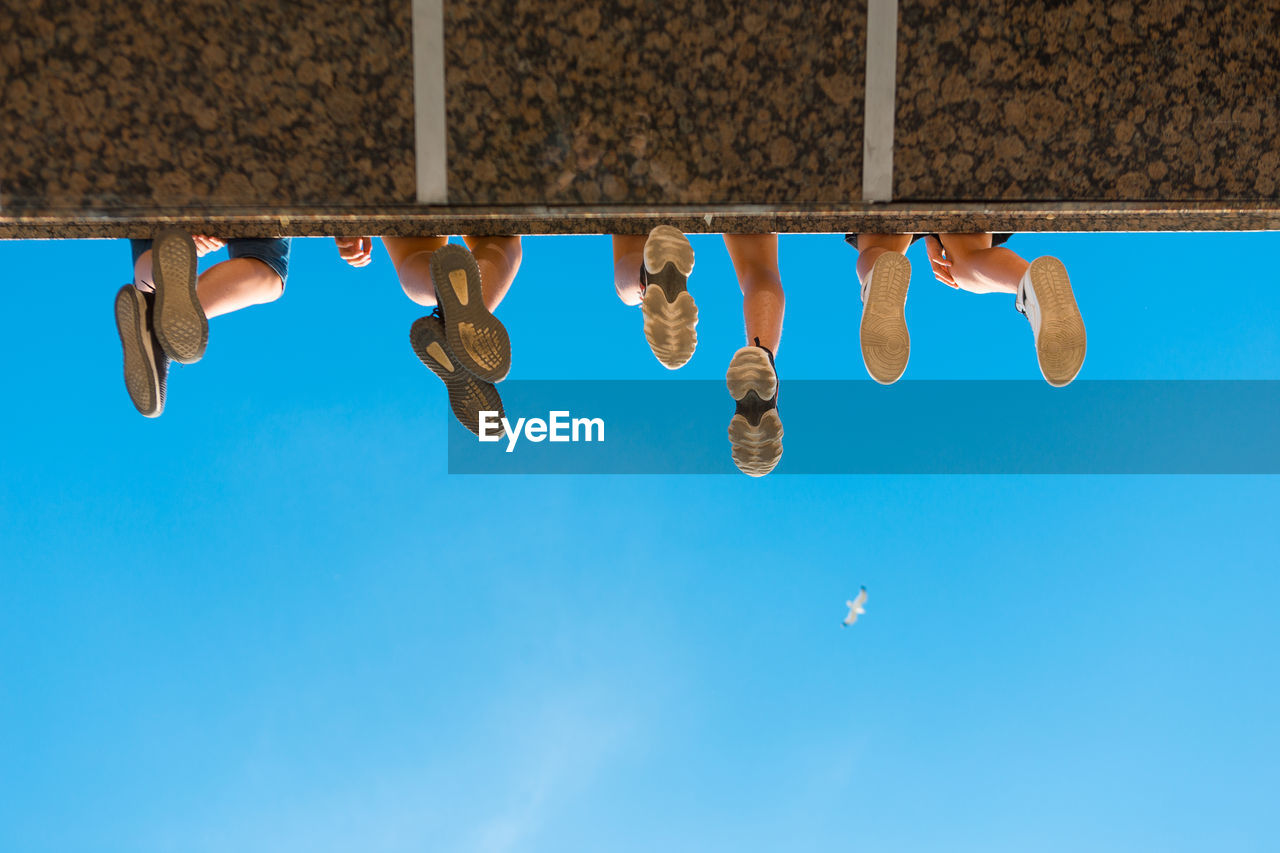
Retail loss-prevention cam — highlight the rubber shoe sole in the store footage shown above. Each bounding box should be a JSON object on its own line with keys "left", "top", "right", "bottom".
{"left": 641, "top": 225, "right": 698, "bottom": 369}
{"left": 410, "top": 314, "right": 505, "bottom": 436}
{"left": 860, "top": 250, "right": 911, "bottom": 384}
{"left": 115, "top": 285, "right": 167, "bottom": 418}
{"left": 429, "top": 244, "right": 512, "bottom": 383}
{"left": 1025, "top": 256, "right": 1086, "bottom": 387}
{"left": 152, "top": 229, "right": 207, "bottom": 364}
{"left": 726, "top": 346, "right": 783, "bottom": 477}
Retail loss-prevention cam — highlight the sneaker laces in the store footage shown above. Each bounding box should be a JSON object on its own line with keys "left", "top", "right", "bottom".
{"left": 753, "top": 336, "right": 776, "bottom": 366}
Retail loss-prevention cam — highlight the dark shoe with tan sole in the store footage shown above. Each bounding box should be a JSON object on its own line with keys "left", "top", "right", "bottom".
{"left": 410, "top": 313, "right": 505, "bottom": 436}
{"left": 152, "top": 229, "right": 207, "bottom": 364}
{"left": 429, "top": 244, "right": 512, "bottom": 383}
{"left": 726, "top": 339, "right": 783, "bottom": 477}
{"left": 640, "top": 225, "right": 698, "bottom": 369}
{"left": 115, "top": 285, "right": 168, "bottom": 418}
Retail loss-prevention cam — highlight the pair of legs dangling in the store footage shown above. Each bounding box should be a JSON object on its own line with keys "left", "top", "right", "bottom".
{"left": 612, "top": 227, "right": 787, "bottom": 477}
{"left": 854, "top": 233, "right": 1087, "bottom": 387}
{"left": 116, "top": 230, "right": 289, "bottom": 417}
{"left": 354, "top": 235, "right": 521, "bottom": 434}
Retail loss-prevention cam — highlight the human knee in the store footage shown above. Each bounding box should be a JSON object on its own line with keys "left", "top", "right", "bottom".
{"left": 500, "top": 238, "right": 523, "bottom": 276}
{"left": 739, "top": 267, "right": 784, "bottom": 297}
{"left": 400, "top": 279, "right": 438, "bottom": 307}
{"left": 394, "top": 249, "right": 439, "bottom": 306}
{"left": 483, "top": 235, "right": 521, "bottom": 263}
{"left": 615, "top": 278, "right": 643, "bottom": 306}
{"left": 132, "top": 249, "right": 156, "bottom": 292}
{"left": 233, "top": 258, "right": 284, "bottom": 304}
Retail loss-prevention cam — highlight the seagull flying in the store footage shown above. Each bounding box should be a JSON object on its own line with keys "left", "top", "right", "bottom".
{"left": 842, "top": 587, "right": 867, "bottom": 627}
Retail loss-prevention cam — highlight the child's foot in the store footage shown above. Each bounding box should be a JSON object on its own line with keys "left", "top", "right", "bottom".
{"left": 859, "top": 250, "right": 911, "bottom": 384}
{"left": 726, "top": 339, "right": 783, "bottom": 477}
{"left": 1017, "top": 256, "right": 1086, "bottom": 387}
{"left": 410, "top": 313, "right": 505, "bottom": 436}
{"left": 114, "top": 285, "right": 168, "bottom": 418}
{"left": 429, "top": 243, "right": 512, "bottom": 383}
{"left": 151, "top": 229, "right": 207, "bottom": 365}
{"left": 640, "top": 225, "right": 698, "bottom": 369}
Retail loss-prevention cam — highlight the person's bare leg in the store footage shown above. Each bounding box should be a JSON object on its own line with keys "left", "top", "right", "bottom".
{"left": 194, "top": 258, "right": 283, "bottom": 318}
{"left": 612, "top": 234, "right": 647, "bottom": 306}
{"left": 933, "top": 233, "right": 1085, "bottom": 387}
{"left": 935, "top": 233, "right": 1027, "bottom": 294}
{"left": 382, "top": 235, "right": 451, "bottom": 306}
{"left": 723, "top": 233, "right": 785, "bottom": 353}
{"left": 461, "top": 235, "right": 522, "bottom": 312}
{"left": 389, "top": 236, "right": 512, "bottom": 382}
{"left": 855, "top": 234, "right": 912, "bottom": 283}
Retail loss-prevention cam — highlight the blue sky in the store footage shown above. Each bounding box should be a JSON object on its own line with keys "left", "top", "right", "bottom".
{"left": 1, "top": 232, "right": 1278, "bottom": 853}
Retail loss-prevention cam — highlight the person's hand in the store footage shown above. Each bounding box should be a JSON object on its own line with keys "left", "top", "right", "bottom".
{"left": 193, "top": 235, "right": 226, "bottom": 257}
{"left": 924, "top": 235, "right": 958, "bottom": 289}
{"left": 335, "top": 236, "right": 374, "bottom": 268}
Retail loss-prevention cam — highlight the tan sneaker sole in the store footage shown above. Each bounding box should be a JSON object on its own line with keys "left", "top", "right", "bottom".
{"left": 859, "top": 251, "right": 911, "bottom": 384}
{"left": 1027, "top": 257, "right": 1086, "bottom": 387}
{"left": 410, "top": 314, "right": 505, "bottom": 436}
{"left": 640, "top": 225, "right": 698, "bottom": 369}
{"left": 115, "top": 285, "right": 166, "bottom": 418}
{"left": 643, "top": 225, "right": 695, "bottom": 279}
{"left": 152, "top": 230, "right": 207, "bottom": 365}
{"left": 726, "top": 346, "right": 783, "bottom": 477}
{"left": 429, "top": 243, "right": 512, "bottom": 383}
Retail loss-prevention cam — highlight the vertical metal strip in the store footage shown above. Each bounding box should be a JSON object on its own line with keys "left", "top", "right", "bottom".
{"left": 862, "top": 0, "right": 899, "bottom": 202}
{"left": 412, "top": 0, "right": 448, "bottom": 204}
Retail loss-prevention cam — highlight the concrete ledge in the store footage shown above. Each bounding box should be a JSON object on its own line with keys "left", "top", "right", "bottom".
{"left": 3, "top": 202, "right": 1278, "bottom": 240}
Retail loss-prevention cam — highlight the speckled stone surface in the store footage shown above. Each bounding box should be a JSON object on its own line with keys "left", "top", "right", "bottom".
{"left": 445, "top": 0, "right": 866, "bottom": 205}
{"left": 2, "top": 0, "right": 1279, "bottom": 235}
{"left": 0, "top": 0, "right": 415, "bottom": 210}
{"left": 3, "top": 202, "right": 1278, "bottom": 239}
{"left": 895, "top": 0, "right": 1280, "bottom": 201}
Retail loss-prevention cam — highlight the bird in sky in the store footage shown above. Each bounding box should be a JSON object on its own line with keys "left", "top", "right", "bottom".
{"left": 842, "top": 587, "right": 868, "bottom": 627}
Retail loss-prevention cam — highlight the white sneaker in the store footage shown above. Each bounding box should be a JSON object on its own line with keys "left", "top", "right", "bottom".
{"left": 1016, "top": 257, "right": 1086, "bottom": 387}
{"left": 859, "top": 250, "right": 911, "bottom": 384}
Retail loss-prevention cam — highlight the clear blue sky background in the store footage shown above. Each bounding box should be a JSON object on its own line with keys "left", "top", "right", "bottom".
{"left": 1, "top": 232, "right": 1278, "bottom": 853}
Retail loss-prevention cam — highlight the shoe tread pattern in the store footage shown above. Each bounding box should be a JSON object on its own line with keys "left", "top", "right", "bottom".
{"left": 729, "top": 409, "right": 783, "bottom": 477}
{"left": 115, "top": 286, "right": 166, "bottom": 417}
{"left": 643, "top": 225, "right": 695, "bottom": 278}
{"left": 152, "top": 230, "right": 207, "bottom": 365}
{"left": 429, "top": 244, "right": 512, "bottom": 383}
{"left": 860, "top": 251, "right": 911, "bottom": 385}
{"left": 410, "top": 315, "right": 505, "bottom": 436}
{"left": 725, "top": 346, "right": 782, "bottom": 477}
{"left": 641, "top": 278, "right": 698, "bottom": 369}
{"left": 1028, "top": 256, "right": 1086, "bottom": 387}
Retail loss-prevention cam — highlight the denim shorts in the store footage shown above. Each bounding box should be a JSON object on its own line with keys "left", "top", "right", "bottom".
{"left": 843, "top": 233, "right": 1012, "bottom": 251}
{"left": 130, "top": 237, "right": 292, "bottom": 287}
